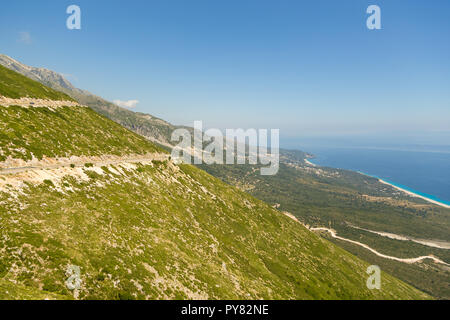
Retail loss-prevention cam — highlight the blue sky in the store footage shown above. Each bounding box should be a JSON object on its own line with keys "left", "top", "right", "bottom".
{"left": 1, "top": 0, "right": 450, "bottom": 141}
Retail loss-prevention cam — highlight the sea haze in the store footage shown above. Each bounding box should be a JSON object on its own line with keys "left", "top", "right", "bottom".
{"left": 300, "top": 146, "right": 450, "bottom": 204}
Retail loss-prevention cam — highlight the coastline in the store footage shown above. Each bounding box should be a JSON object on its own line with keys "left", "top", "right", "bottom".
{"left": 377, "top": 178, "right": 450, "bottom": 209}
{"left": 304, "top": 158, "right": 317, "bottom": 167}
{"left": 357, "top": 170, "right": 450, "bottom": 209}
{"left": 306, "top": 156, "right": 450, "bottom": 209}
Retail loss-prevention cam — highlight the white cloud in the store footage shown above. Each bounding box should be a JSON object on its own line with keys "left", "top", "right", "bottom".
{"left": 18, "top": 31, "right": 32, "bottom": 45}
{"left": 113, "top": 99, "right": 140, "bottom": 109}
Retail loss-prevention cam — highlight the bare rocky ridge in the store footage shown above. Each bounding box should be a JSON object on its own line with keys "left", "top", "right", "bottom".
{"left": 0, "top": 54, "right": 78, "bottom": 93}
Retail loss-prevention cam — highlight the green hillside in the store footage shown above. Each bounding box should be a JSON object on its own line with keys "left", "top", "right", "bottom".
{"left": 199, "top": 152, "right": 450, "bottom": 299}
{"left": 0, "top": 106, "right": 164, "bottom": 162}
{"left": 0, "top": 279, "right": 68, "bottom": 300}
{"left": 0, "top": 160, "right": 429, "bottom": 300}
{"left": 0, "top": 65, "right": 430, "bottom": 300}
{"left": 0, "top": 65, "right": 74, "bottom": 101}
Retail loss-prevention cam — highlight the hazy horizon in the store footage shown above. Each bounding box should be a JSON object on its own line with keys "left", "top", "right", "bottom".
{"left": 1, "top": 0, "right": 449, "bottom": 137}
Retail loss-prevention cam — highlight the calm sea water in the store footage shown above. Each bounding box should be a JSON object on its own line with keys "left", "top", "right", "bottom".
{"left": 302, "top": 147, "right": 450, "bottom": 204}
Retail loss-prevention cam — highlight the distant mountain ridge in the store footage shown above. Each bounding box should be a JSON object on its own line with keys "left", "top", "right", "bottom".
{"left": 0, "top": 54, "right": 77, "bottom": 92}
{"left": 0, "top": 64, "right": 74, "bottom": 101}
{"left": 0, "top": 54, "right": 302, "bottom": 157}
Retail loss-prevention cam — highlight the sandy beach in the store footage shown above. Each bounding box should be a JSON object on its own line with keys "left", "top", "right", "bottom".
{"left": 378, "top": 179, "right": 450, "bottom": 209}
{"left": 304, "top": 159, "right": 316, "bottom": 167}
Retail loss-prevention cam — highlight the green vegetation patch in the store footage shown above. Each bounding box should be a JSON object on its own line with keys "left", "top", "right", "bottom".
{"left": 0, "top": 105, "right": 165, "bottom": 161}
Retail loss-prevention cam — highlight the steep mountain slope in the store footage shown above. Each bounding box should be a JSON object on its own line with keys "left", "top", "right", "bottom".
{"left": 0, "top": 279, "right": 67, "bottom": 300}
{"left": 0, "top": 54, "right": 80, "bottom": 93}
{"left": 0, "top": 65, "right": 429, "bottom": 299}
{"left": 0, "top": 55, "right": 179, "bottom": 146}
{"left": 200, "top": 153, "right": 450, "bottom": 299}
{"left": 0, "top": 64, "right": 74, "bottom": 101}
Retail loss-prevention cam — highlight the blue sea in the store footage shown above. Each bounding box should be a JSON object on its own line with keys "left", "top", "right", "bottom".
{"left": 281, "top": 135, "right": 450, "bottom": 206}
{"left": 302, "top": 147, "right": 450, "bottom": 205}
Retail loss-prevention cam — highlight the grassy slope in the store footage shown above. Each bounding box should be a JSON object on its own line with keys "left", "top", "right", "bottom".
{"left": 0, "top": 106, "right": 164, "bottom": 162}
{"left": 0, "top": 65, "right": 164, "bottom": 161}
{"left": 66, "top": 91, "right": 180, "bottom": 145}
{"left": 199, "top": 158, "right": 450, "bottom": 299}
{"left": 0, "top": 279, "right": 68, "bottom": 300}
{"left": 200, "top": 158, "right": 450, "bottom": 242}
{"left": 0, "top": 160, "right": 429, "bottom": 300}
{"left": 0, "top": 65, "right": 74, "bottom": 101}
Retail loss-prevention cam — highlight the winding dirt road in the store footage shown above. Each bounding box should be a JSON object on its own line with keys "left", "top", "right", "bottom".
{"left": 0, "top": 96, "right": 86, "bottom": 108}
{"left": 310, "top": 227, "right": 449, "bottom": 266}
{"left": 0, "top": 153, "right": 170, "bottom": 175}
{"left": 349, "top": 225, "right": 450, "bottom": 250}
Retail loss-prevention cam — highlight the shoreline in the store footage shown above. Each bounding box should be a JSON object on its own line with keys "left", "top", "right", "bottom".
{"left": 305, "top": 156, "right": 450, "bottom": 209}
{"left": 377, "top": 178, "right": 450, "bottom": 209}
{"left": 304, "top": 158, "right": 317, "bottom": 167}
{"left": 357, "top": 170, "right": 450, "bottom": 209}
